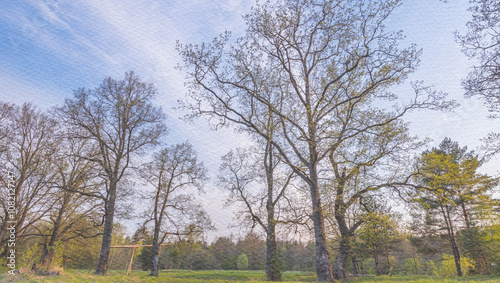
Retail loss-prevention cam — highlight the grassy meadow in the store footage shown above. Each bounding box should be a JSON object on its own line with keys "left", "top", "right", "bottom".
{"left": 1, "top": 269, "right": 500, "bottom": 283}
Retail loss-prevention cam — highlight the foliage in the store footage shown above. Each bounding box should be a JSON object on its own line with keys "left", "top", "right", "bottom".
{"left": 269, "top": 251, "right": 284, "bottom": 280}
{"left": 363, "top": 258, "right": 377, "bottom": 275}
{"left": 0, "top": 0, "right": 499, "bottom": 278}
{"left": 236, "top": 233, "right": 266, "bottom": 270}
{"left": 461, "top": 223, "right": 500, "bottom": 275}
{"left": 425, "top": 260, "right": 439, "bottom": 277}
{"left": 133, "top": 234, "right": 319, "bottom": 272}
{"left": 416, "top": 139, "right": 497, "bottom": 214}
{"left": 237, "top": 254, "right": 249, "bottom": 270}
{"left": 351, "top": 204, "right": 405, "bottom": 276}
{"left": 210, "top": 236, "right": 238, "bottom": 270}
{"left": 460, "top": 226, "right": 496, "bottom": 274}
{"left": 20, "top": 244, "right": 41, "bottom": 271}
{"left": 133, "top": 226, "right": 153, "bottom": 271}
{"left": 396, "top": 257, "right": 424, "bottom": 276}
{"left": 60, "top": 228, "right": 101, "bottom": 270}
{"left": 412, "top": 138, "right": 498, "bottom": 276}
{"left": 439, "top": 254, "right": 475, "bottom": 277}
{"left": 47, "top": 240, "right": 64, "bottom": 269}
{"left": 279, "top": 241, "right": 315, "bottom": 272}
{"left": 160, "top": 240, "right": 209, "bottom": 270}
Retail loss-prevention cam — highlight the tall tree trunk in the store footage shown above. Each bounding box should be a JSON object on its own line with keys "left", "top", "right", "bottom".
{"left": 265, "top": 142, "right": 281, "bottom": 281}
{"left": 306, "top": 104, "right": 334, "bottom": 282}
{"left": 39, "top": 211, "right": 63, "bottom": 268}
{"left": 374, "top": 248, "right": 380, "bottom": 276}
{"left": 39, "top": 193, "right": 70, "bottom": 269}
{"left": 333, "top": 235, "right": 349, "bottom": 279}
{"left": 150, "top": 176, "right": 164, "bottom": 277}
{"left": 150, "top": 226, "right": 161, "bottom": 276}
{"left": 39, "top": 235, "right": 57, "bottom": 269}
{"left": 95, "top": 180, "right": 117, "bottom": 275}
{"left": 460, "top": 202, "right": 471, "bottom": 229}
{"left": 440, "top": 204, "right": 463, "bottom": 276}
{"left": 332, "top": 175, "right": 351, "bottom": 280}
{"left": 309, "top": 176, "right": 334, "bottom": 282}
{"left": 266, "top": 217, "right": 280, "bottom": 281}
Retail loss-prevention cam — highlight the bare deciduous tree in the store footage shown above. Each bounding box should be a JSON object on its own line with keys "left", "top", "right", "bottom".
{"left": 140, "top": 142, "right": 211, "bottom": 276}
{"left": 0, "top": 102, "right": 13, "bottom": 155}
{"left": 37, "top": 133, "right": 103, "bottom": 269}
{"left": 0, "top": 103, "right": 58, "bottom": 255}
{"left": 178, "top": 0, "right": 449, "bottom": 280}
{"left": 219, "top": 145, "right": 306, "bottom": 281}
{"left": 456, "top": 0, "right": 500, "bottom": 156}
{"left": 58, "top": 72, "right": 167, "bottom": 275}
{"left": 457, "top": 0, "right": 500, "bottom": 114}
{"left": 324, "top": 114, "right": 425, "bottom": 278}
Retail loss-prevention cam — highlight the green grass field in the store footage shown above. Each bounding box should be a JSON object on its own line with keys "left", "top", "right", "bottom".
{"left": 1, "top": 269, "right": 499, "bottom": 282}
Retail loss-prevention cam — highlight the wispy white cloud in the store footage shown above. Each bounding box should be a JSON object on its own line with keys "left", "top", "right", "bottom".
{"left": 0, "top": 0, "right": 257, "bottom": 239}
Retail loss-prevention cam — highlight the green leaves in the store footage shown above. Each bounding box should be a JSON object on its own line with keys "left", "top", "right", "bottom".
{"left": 237, "top": 253, "right": 249, "bottom": 270}
{"left": 414, "top": 138, "right": 498, "bottom": 217}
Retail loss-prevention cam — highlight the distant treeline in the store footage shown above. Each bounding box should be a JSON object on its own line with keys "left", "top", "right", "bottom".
{"left": 96, "top": 226, "right": 500, "bottom": 277}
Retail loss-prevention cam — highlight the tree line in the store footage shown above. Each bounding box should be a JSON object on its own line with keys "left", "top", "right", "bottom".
{"left": 0, "top": 0, "right": 499, "bottom": 282}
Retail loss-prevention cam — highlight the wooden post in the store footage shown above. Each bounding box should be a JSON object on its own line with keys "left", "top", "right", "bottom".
{"left": 158, "top": 245, "right": 163, "bottom": 271}
{"left": 109, "top": 249, "right": 115, "bottom": 268}
{"left": 127, "top": 247, "right": 136, "bottom": 275}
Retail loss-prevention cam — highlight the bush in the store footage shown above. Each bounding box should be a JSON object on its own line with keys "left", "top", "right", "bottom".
{"left": 425, "top": 260, "right": 439, "bottom": 276}
{"left": 237, "top": 254, "right": 249, "bottom": 270}
{"left": 397, "top": 257, "right": 423, "bottom": 275}
{"left": 362, "top": 258, "right": 376, "bottom": 275}
{"left": 20, "top": 244, "right": 41, "bottom": 270}
{"left": 439, "top": 253, "right": 475, "bottom": 276}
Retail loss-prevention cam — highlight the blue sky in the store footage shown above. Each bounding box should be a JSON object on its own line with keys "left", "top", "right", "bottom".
{"left": 1, "top": 0, "right": 498, "bottom": 240}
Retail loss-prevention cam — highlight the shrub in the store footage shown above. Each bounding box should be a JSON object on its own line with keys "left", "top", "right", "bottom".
{"left": 237, "top": 254, "right": 249, "bottom": 270}
{"left": 363, "top": 258, "right": 376, "bottom": 275}
{"left": 439, "top": 253, "right": 475, "bottom": 276}
{"left": 425, "top": 260, "right": 438, "bottom": 276}
{"left": 397, "top": 257, "right": 423, "bottom": 275}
